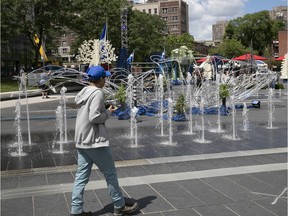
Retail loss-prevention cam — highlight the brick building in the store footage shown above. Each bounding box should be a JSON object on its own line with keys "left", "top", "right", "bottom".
{"left": 133, "top": 0, "right": 189, "bottom": 35}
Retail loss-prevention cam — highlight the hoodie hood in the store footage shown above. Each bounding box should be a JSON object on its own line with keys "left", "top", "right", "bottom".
{"left": 75, "top": 86, "right": 100, "bottom": 106}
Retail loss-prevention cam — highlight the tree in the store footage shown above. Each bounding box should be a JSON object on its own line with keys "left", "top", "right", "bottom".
{"left": 209, "top": 38, "right": 249, "bottom": 59}
{"left": 66, "top": 0, "right": 130, "bottom": 57}
{"left": 164, "top": 33, "right": 194, "bottom": 58}
{"left": 1, "top": 0, "right": 70, "bottom": 66}
{"left": 224, "top": 11, "right": 284, "bottom": 55}
{"left": 128, "top": 10, "right": 168, "bottom": 62}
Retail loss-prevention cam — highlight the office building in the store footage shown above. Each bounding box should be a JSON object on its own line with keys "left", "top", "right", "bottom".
{"left": 133, "top": 0, "right": 189, "bottom": 35}
{"left": 212, "top": 20, "right": 228, "bottom": 41}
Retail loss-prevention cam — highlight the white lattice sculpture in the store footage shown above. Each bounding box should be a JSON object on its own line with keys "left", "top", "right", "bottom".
{"left": 280, "top": 53, "right": 288, "bottom": 80}
{"left": 76, "top": 39, "right": 117, "bottom": 67}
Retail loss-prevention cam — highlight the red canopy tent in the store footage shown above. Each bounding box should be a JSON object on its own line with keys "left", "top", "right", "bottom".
{"left": 274, "top": 55, "right": 285, "bottom": 61}
{"left": 196, "top": 57, "right": 208, "bottom": 63}
{"left": 196, "top": 56, "right": 229, "bottom": 63}
{"left": 232, "top": 54, "right": 267, "bottom": 61}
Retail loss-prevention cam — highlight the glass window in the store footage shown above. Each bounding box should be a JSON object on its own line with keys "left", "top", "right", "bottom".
{"left": 154, "top": 8, "right": 157, "bottom": 14}
{"left": 148, "top": 9, "right": 151, "bottom": 14}
{"left": 172, "top": 7, "right": 178, "bottom": 12}
{"left": 162, "top": 8, "right": 168, "bottom": 14}
{"left": 142, "top": 9, "right": 145, "bottom": 13}
{"left": 172, "top": 16, "right": 178, "bottom": 21}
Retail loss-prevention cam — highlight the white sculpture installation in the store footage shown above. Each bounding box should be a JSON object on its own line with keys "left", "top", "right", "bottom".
{"left": 76, "top": 39, "right": 117, "bottom": 67}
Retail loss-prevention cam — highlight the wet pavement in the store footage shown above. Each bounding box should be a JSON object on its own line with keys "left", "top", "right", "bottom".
{"left": 1, "top": 86, "right": 287, "bottom": 216}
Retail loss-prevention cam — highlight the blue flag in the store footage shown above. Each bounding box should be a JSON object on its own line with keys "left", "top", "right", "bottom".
{"left": 127, "top": 51, "right": 134, "bottom": 65}
{"left": 100, "top": 24, "right": 107, "bottom": 41}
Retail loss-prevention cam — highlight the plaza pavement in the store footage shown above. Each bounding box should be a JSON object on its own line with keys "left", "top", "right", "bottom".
{"left": 1, "top": 86, "right": 287, "bottom": 216}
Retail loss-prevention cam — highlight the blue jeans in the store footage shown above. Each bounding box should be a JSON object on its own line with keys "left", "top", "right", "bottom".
{"left": 71, "top": 147, "right": 125, "bottom": 214}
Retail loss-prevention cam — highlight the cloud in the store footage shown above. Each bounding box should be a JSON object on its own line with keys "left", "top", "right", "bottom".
{"left": 186, "top": 0, "right": 246, "bottom": 40}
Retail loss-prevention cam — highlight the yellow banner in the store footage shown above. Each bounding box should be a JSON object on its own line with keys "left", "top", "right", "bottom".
{"left": 33, "top": 34, "right": 48, "bottom": 61}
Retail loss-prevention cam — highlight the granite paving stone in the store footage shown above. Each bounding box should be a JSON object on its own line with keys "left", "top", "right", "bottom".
{"left": 224, "top": 174, "right": 277, "bottom": 195}
{"left": 176, "top": 179, "right": 234, "bottom": 205}
{"left": 247, "top": 170, "right": 288, "bottom": 190}
{"left": 65, "top": 190, "right": 104, "bottom": 214}
{"left": 118, "top": 165, "right": 152, "bottom": 177}
{"left": 31, "top": 158, "right": 56, "bottom": 169}
{"left": 161, "top": 208, "right": 201, "bottom": 216}
{"left": 34, "top": 193, "right": 69, "bottom": 216}
{"left": 54, "top": 156, "right": 77, "bottom": 166}
{"left": 1, "top": 176, "right": 19, "bottom": 190}
{"left": 122, "top": 184, "right": 174, "bottom": 214}
{"left": 163, "top": 161, "right": 198, "bottom": 173}
{"left": 201, "top": 176, "right": 262, "bottom": 201}
{"left": 150, "top": 182, "right": 205, "bottom": 209}
{"left": 46, "top": 172, "right": 74, "bottom": 184}
{"left": 1, "top": 197, "right": 33, "bottom": 216}
{"left": 264, "top": 153, "right": 288, "bottom": 163}
{"left": 224, "top": 200, "right": 279, "bottom": 216}
{"left": 253, "top": 198, "right": 288, "bottom": 216}
{"left": 194, "top": 204, "right": 238, "bottom": 216}
{"left": 19, "top": 174, "right": 48, "bottom": 188}
{"left": 7, "top": 157, "right": 32, "bottom": 170}
{"left": 141, "top": 163, "right": 173, "bottom": 175}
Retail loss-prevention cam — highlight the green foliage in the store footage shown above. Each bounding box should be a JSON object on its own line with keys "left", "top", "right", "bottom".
{"left": 0, "top": 77, "right": 20, "bottom": 92}
{"left": 224, "top": 11, "right": 284, "bottom": 54}
{"left": 114, "top": 84, "right": 126, "bottom": 106}
{"left": 1, "top": 0, "right": 69, "bottom": 65}
{"left": 175, "top": 94, "right": 186, "bottom": 114}
{"left": 219, "top": 84, "right": 230, "bottom": 99}
{"left": 67, "top": 0, "right": 130, "bottom": 56}
{"left": 275, "top": 82, "right": 285, "bottom": 89}
{"left": 128, "top": 10, "right": 168, "bottom": 61}
{"left": 164, "top": 33, "right": 194, "bottom": 58}
{"left": 209, "top": 39, "right": 249, "bottom": 59}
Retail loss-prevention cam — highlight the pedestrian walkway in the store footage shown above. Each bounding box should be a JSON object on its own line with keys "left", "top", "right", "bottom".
{"left": 1, "top": 88, "right": 287, "bottom": 216}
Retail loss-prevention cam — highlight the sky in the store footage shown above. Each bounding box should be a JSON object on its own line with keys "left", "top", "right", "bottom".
{"left": 136, "top": 0, "right": 287, "bottom": 40}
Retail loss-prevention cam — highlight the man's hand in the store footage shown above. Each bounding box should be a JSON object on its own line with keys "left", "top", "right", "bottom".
{"left": 108, "top": 105, "right": 116, "bottom": 113}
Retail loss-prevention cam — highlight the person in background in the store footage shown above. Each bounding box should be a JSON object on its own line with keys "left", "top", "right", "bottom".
{"left": 70, "top": 65, "right": 139, "bottom": 216}
{"left": 38, "top": 70, "right": 51, "bottom": 99}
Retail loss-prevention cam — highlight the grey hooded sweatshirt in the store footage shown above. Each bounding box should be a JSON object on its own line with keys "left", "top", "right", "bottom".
{"left": 74, "top": 86, "right": 111, "bottom": 149}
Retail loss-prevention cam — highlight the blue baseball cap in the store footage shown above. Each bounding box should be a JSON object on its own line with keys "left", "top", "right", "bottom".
{"left": 86, "top": 66, "right": 111, "bottom": 80}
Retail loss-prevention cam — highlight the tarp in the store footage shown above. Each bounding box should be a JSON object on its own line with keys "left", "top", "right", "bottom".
{"left": 232, "top": 54, "right": 267, "bottom": 61}
{"left": 196, "top": 55, "right": 229, "bottom": 63}
{"left": 274, "top": 55, "right": 285, "bottom": 61}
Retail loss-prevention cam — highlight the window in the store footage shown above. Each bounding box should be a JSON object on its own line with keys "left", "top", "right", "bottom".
{"left": 62, "top": 48, "right": 68, "bottom": 54}
{"left": 171, "top": 7, "right": 178, "bottom": 12}
{"left": 162, "top": 8, "right": 168, "bottom": 14}
{"left": 163, "top": 17, "right": 168, "bottom": 21}
{"left": 172, "top": 16, "right": 178, "bottom": 21}
{"left": 154, "top": 8, "right": 157, "bottom": 14}
{"left": 148, "top": 9, "right": 151, "bottom": 14}
{"left": 142, "top": 9, "right": 145, "bottom": 13}
{"left": 171, "top": 25, "right": 178, "bottom": 30}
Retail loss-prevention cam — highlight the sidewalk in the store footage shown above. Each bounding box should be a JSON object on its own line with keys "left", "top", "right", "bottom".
{"left": 1, "top": 88, "right": 287, "bottom": 216}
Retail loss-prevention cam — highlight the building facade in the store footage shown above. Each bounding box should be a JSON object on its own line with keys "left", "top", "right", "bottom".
{"left": 52, "top": 30, "right": 76, "bottom": 63}
{"left": 269, "top": 6, "right": 287, "bottom": 30}
{"left": 133, "top": 0, "right": 189, "bottom": 35}
{"left": 212, "top": 20, "right": 228, "bottom": 41}
{"left": 269, "top": 6, "right": 288, "bottom": 57}
{"left": 278, "top": 31, "right": 288, "bottom": 57}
